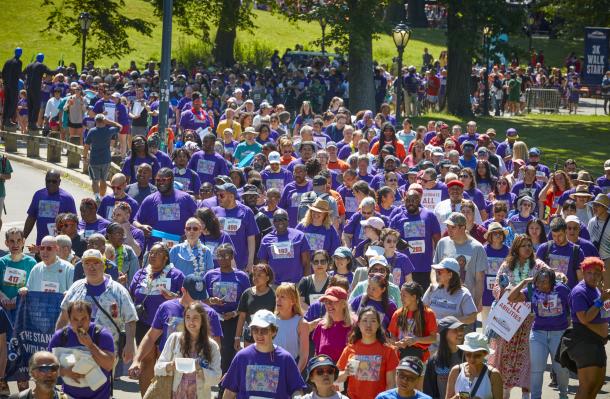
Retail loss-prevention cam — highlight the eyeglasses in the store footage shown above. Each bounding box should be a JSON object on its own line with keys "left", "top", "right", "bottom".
{"left": 312, "top": 259, "right": 328, "bottom": 265}
{"left": 250, "top": 326, "right": 271, "bottom": 335}
{"left": 385, "top": 238, "right": 398, "bottom": 244}
{"left": 273, "top": 217, "right": 289, "bottom": 222}
{"left": 34, "top": 364, "right": 59, "bottom": 373}
{"left": 185, "top": 226, "right": 200, "bottom": 232}
{"left": 313, "top": 366, "right": 335, "bottom": 376}
{"left": 459, "top": 174, "right": 470, "bottom": 179}
{"left": 368, "top": 268, "right": 387, "bottom": 275}
{"left": 39, "top": 245, "right": 55, "bottom": 251}
{"left": 217, "top": 253, "right": 233, "bottom": 259}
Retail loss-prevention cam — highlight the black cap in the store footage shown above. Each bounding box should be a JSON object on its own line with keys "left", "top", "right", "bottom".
{"left": 313, "top": 175, "right": 327, "bottom": 186}
{"left": 242, "top": 184, "right": 259, "bottom": 196}
{"left": 182, "top": 274, "right": 207, "bottom": 300}
{"left": 438, "top": 316, "right": 465, "bottom": 332}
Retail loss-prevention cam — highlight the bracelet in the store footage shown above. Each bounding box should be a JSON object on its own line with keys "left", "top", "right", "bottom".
{"left": 234, "top": 336, "right": 241, "bottom": 340}
{"left": 593, "top": 298, "right": 604, "bottom": 308}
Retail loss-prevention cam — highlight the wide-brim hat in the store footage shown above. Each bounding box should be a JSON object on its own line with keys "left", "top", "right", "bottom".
{"left": 590, "top": 193, "right": 610, "bottom": 209}
{"left": 484, "top": 222, "right": 509, "bottom": 240}
{"left": 308, "top": 198, "right": 330, "bottom": 213}
{"left": 569, "top": 185, "right": 593, "bottom": 199}
{"left": 457, "top": 332, "right": 494, "bottom": 354}
{"left": 575, "top": 171, "right": 594, "bottom": 185}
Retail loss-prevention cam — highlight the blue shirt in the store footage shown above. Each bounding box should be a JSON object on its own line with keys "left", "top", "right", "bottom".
{"left": 169, "top": 241, "right": 215, "bottom": 277}
{"left": 84, "top": 126, "right": 118, "bottom": 165}
{"left": 376, "top": 389, "right": 431, "bottom": 399}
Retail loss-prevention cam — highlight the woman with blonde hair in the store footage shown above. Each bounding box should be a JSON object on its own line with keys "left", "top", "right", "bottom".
{"left": 296, "top": 198, "right": 341, "bottom": 255}
{"left": 274, "top": 282, "right": 310, "bottom": 371}
{"left": 312, "top": 286, "right": 354, "bottom": 362}
{"left": 511, "top": 141, "right": 529, "bottom": 166}
{"left": 153, "top": 302, "right": 222, "bottom": 399}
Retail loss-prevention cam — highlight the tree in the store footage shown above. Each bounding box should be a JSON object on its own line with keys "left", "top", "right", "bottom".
{"left": 147, "top": 0, "right": 261, "bottom": 66}
{"left": 407, "top": 0, "right": 428, "bottom": 28}
{"left": 41, "top": 0, "right": 153, "bottom": 61}
{"left": 537, "top": 0, "right": 610, "bottom": 39}
{"left": 284, "top": 0, "right": 390, "bottom": 112}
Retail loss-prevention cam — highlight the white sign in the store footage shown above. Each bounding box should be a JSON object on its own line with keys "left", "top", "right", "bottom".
{"left": 486, "top": 292, "right": 531, "bottom": 342}
{"left": 421, "top": 190, "right": 441, "bottom": 210}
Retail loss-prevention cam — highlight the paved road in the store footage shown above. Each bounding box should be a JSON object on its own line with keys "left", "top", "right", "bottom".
{"left": 4, "top": 161, "right": 609, "bottom": 398}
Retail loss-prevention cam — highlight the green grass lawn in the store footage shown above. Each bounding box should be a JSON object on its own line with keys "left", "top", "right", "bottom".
{"left": 411, "top": 113, "right": 610, "bottom": 176}
{"left": 0, "top": 0, "right": 582, "bottom": 70}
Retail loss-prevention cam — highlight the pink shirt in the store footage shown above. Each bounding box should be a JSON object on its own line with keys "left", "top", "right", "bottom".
{"left": 312, "top": 320, "right": 352, "bottom": 362}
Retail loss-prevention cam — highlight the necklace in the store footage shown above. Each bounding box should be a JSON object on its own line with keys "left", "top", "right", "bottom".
{"left": 185, "top": 240, "right": 208, "bottom": 276}
{"left": 514, "top": 259, "right": 531, "bottom": 284}
{"left": 116, "top": 246, "right": 124, "bottom": 273}
{"left": 144, "top": 263, "right": 171, "bottom": 292}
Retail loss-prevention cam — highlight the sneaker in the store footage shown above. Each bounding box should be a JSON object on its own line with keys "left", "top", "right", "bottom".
{"left": 548, "top": 370, "right": 558, "bottom": 387}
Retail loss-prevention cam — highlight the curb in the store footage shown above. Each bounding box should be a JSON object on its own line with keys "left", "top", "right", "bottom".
{"left": 1, "top": 150, "right": 92, "bottom": 190}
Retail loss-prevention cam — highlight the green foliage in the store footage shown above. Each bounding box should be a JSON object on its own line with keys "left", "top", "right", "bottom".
{"left": 174, "top": 37, "right": 274, "bottom": 70}
{"left": 174, "top": 38, "right": 215, "bottom": 67}
{"left": 537, "top": 0, "right": 610, "bottom": 39}
{"left": 234, "top": 40, "right": 275, "bottom": 69}
{"left": 40, "top": 0, "right": 153, "bottom": 60}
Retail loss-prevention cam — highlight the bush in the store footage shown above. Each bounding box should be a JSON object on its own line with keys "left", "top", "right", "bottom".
{"left": 174, "top": 38, "right": 215, "bottom": 69}
{"left": 234, "top": 39, "right": 275, "bottom": 69}
{"left": 175, "top": 37, "right": 275, "bottom": 70}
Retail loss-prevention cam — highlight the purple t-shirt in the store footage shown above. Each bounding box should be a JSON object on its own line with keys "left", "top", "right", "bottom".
{"left": 557, "top": 185, "right": 603, "bottom": 206}
{"left": 151, "top": 298, "right": 223, "bottom": 350}
{"left": 179, "top": 108, "right": 212, "bottom": 132}
{"left": 464, "top": 188, "right": 487, "bottom": 213}
{"left": 27, "top": 188, "right": 77, "bottom": 244}
{"left": 390, "top": 208, "right": 440, "bottom": 273}
{"left": 258, "top": 228, "right": 310, "bottom": 284}
{"left": 570, "top": 280, "right": 610, "bottom": 325}
{"left": 153, "top": 150, "right": 173, "bottom": 169}
{"left": 129, "top": 266, "right": 185, "bottom": 325}
{"left": 483, "top": 245, "right": 510, "bottom": 306}
{"left": 78, "top": 217, "right": 111, "bottom": 239}
{"left": 173, "top": 167, "right": 202, "bottom": 194}
{"left": 370, "top": 173, "right": 407, "bottom": 191}
{"left": 386, "top": 252, "right": 415, "bottom": 286}
{"left": 135, "top": 190, "right": 197, "bottom": 247}
{"left": 279, "top": 181, "right": 313, "bottom": 227}
{"left": 221, "top": 344, "right": 306, "bottom": 398}
{"left": 522, "top": 283, "right": 571, "bottom": 331}
{"left": 508, "top": 213, "right": 534, "bottom": 235}
{"left": 261, "top": 168, "right": 294, "bottom": 192}
{"left": 492, "top": 192, "right": 517, "bottom": 212}
{"left": 511, "top": 181, "right": 542, "bottom": 203}
{"left": 344, "top": 213, "right": 375, "bottom": 248}
{"left": 48, "top": 323, "right": 114, "bottom": 399}
{"left": 97, "top": 194, "right": 139, "bottom": 221}
{"left": 121, "top": 155, "right": 160, "bottom": 184}
{"left": 203, "top": 268, "right": 251, "bottom": 314}
{"left": 304, "top": 300, "right": 326, "bottom": 321}
{"left": 535, "top": 241, "right": 584, "bottom": 288}
{"left": 187, "top": 151, "right": 230, "bottom": 185}
{"left": 596, "top": 176, "right": 610, "bottom": 194}
{"left": 295, "top": 223, "right": 340, "bottom": 255}
{"left": 213, "top": 203, "right": 259, "bottom": 270}
{"left": 349, "top": 295, "right": 397, "bottom": 328}
{"left": 201, "top": 231, "right": 234, "bottom": 268}
{"left": 337, "top": 185, "right": 358, "bottom": 220}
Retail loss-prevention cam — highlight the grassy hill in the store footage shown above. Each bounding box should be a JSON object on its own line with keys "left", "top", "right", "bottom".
{"left": 1, "top": 0, "right": 581, "bottom": 70}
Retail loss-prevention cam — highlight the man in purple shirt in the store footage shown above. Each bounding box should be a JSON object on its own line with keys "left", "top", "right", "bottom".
{"left": 134, "top": 168, "right": 197, "bottom": 248}
{"left": 536, "top": 217, "right": 584, "bottom": 288}
{"left": 78, "top": 198, "right": 111, "bottom": 239}
{"left": 457, "top": 120, "right": 479, "bottom": 144}
{"left": 24, "top": 170, "right": 77, "bottom": 245}
{"left": 179, "top": 91, "right": 213, "bottom": 133}
{"left": 97, "top": 173, "right": 139, "bottom": 222}
{"left": 279, "top": 164, "right": 313, "bottom": 227}
{"left": 187, "top": 133, "right": 230, "bottom": 184}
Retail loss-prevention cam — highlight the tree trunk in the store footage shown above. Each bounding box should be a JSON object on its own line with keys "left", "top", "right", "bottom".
{"left": 213, "top": 0, "right": 241, "bottom": 66}
{"left": 407, "top": 0, "right": 428, "bottom": 28}
{"left": 445, "top": 0, "right": 474, "bottom": 117}
{"left": 384, "top": 0, "right": 406, "bottom": 25}
{"left": 348, "top": 27, "right": 375, "bottom": 113}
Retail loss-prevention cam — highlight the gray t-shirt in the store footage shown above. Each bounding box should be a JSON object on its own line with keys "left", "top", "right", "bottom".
{"left": 588, "top": 216, "right": 610, "bottom": 259}
{"left": 422, "top": 285, "right": 477, "bottom": 321}
{"left": 433, "top": 236, "right": 487, "bottom": 301}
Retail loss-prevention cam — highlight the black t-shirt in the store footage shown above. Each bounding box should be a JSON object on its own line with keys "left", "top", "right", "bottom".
{"left": 297, "top": 275, "right": 330, "bottom": 306}
{"left": 237, "top": 287, "right": 276, "bottom": 322}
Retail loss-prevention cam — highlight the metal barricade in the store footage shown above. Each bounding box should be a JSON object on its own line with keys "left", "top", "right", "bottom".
{"left": 525, "top": 88, "right": 561, "bottom": 113}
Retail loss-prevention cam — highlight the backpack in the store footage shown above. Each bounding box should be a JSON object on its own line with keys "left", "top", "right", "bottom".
{"left": 543, "top": 242, "right": 580, "bottom": 285}
{"left": 297, "top": 192, "right": 331, "bottom": 222}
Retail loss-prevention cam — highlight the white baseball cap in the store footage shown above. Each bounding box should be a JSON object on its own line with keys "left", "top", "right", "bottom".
{"left": 249, "top": 309, "right": 277, "bottom": 328}
{"left": 268, "top": 151, "right": 281, "bottom": 164}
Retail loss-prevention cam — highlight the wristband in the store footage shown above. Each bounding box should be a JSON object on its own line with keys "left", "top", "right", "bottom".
{"left": 234, "top": 336, "right": 241, "bottom": 340}
{"left": 593, "top": 298, "right": 604, "bottom": 308}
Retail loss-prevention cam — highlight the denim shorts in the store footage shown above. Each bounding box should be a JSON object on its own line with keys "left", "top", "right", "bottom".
{"left": 88, "top": 162, "right": 110, "bottom": 181}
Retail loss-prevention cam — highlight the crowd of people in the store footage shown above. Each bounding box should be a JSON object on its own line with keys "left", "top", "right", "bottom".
{"left": 0, "top": 48, "right": 609, "bottom": 399}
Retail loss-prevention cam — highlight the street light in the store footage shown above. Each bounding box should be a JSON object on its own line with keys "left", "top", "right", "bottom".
{"left": 319, "top": 15, "right": 327, "bottom": 53}
{"left": 482, "top": 26, "right": 492, "bottom": 116}
{"left": 527, "top": 15, "right": 535, "bottom": 52}
{"left": 79, "top": 12, "right": 92, "bottom": 73}
{"left": 392, "top": 23, "right": 412, "bottom": 125}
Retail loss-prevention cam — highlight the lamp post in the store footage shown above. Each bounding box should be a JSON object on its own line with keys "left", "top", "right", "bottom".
{"left": 527, "top": 15, "right": 535, "bottom": 52}
{"left": 482, "top": 26, "right": 492, "bottom": 116}
{"left": 392, "top": 23, "right": 412, "bottom": 125}
{"left": 78, "top": 12, "right": 92, "bottom": 73}
{"left": 319, "top": 15, "right": 327, "bottom": 53}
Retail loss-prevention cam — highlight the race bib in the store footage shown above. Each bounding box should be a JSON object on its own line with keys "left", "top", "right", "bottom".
{"left": 42, "top": 281, "right": 60, "bottom": 293}
{"left": 39, "top": 200, "right": 60, "bottom": 218}
{"left": 3, "top": 267, "right": 27, "bottom": 287}
{"left": 158, "top": 203, "right": 181, "bottom": 221}
{"left": 486, "top": 275, "right": 496, "bottom": 291}
{"left": 305, "top": 233, "right": 326, "bottom": 251}
{"left": 271, "top": 241, "right": 294, "bottom": 259}
{"left": 221, "top": 217, "right": 242, "bottom": 234}
{"left": 309, "top": 293, "right": 324, "bottom": 304}
{"left": 408, "top": 239, "right": 425, "bottom": 255}
{"left": 47, "top": 223, "right": 57, "bottom": 237}
{"left": 345, "top": 197, "right": 358, "bottom": 213}
{"left": 196, "top": 159, "right": 216, "bottom": 175}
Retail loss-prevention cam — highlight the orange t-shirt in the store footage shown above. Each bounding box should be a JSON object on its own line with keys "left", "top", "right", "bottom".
{"left": 148, "top": 125, "right": 175, "bottom": 143}
{"left": 328, "top": 159, "right": 350, "bottom": 172}
{"left": 337, "top": 340, "right": 399, "bottom": 399}
{"left": 387, "top": 307, "right": 438, "bottom": 361}
{"left": 370, "top": 140, "right": 407, "bottom": 162}
{"left": 329, "top": 189, "right": 345, "bottom": 217}
{"left": 543, "top": 188, "right": 565, "bottom": 219}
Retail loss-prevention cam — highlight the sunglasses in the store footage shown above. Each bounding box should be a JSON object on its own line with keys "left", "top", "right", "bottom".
{"left": 34, "top": 364, "right": 59, "bottom": 373}
{"left": 459, "top": 174, "right": 470, "bottom": 178}
{"left": 156, "top": 177, "right": 172, "bottom": 183}
{"left": 313, "top": 366, "right": 335, "bottom": 376}
{"left": 185, "top": 226, "right": 200, "bottom": 232}
{"left": 312, "top": 259, "right": 328, "bottom": 265}
{"left": 250, "top": 326, "right": 271, "bottom": 335}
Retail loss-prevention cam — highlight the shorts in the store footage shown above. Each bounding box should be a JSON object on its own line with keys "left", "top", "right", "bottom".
{"left": 131, "top": 125, "right": 148, "bottom": 137}
{"left": 120, "top": 125, "right": 130, "bottom": 135}
{"left": 88, "top": 162, "right": 110, "bottom": 181}
{"left": 566, "top": 324, "right": 608, "bottom": 368}
{"left": 426, "top": 95, "right": 438, "bottom": 103}
{"left": 68, "top": 122, "right": 83, "bottom": 129}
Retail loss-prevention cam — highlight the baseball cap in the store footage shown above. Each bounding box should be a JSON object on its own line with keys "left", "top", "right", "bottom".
{"left": 446, "top": 179, "right": 464, "bottom": 189}
{"left": 477, "top": 147, "right": 489, "bottom": 155}
{"left": 604, "top": 159, "right": 610, "bottom": 171}
{"left": 444, "top": 212, "right": 467, "bottom": 226}
{"left": 111, "top": 92, "right": 121, "bottom": 99}
{"left": 529, "top": 147, "right": 541, "bottom": 156}
{"left": 437, "top": 316, "right": 465, "bottom": 332}
{"left": 214, "top": 175, "right": 232, "bottom": 185}
{"left": 432, "top": 147, "right": 444, "bottom": 156}
{"left": 407, "top": 167, "right": 419, "bottom": 175}
{"left": 306, "top": 355, "right": 338, "bottom": 381}
{"left": 565, "top": 215, "right": 580, "bottom": 225}
{"left": 249, "top": 309, "right": 277, "bottom": 328}
{"left": 396, "top": 357, "right": 425, "bottom": 376}
{"left": 462, "top": 141, "right": 475, "bottom": 150}
{"left": 319, "top": 287, "right": 348, "bottom": 302}
{"left": 506, "top": 128, "right": 519, "bottom": 138}
{"left": 368, "top": 255, "right": 389, "bottom": 268}
{"left": 333, "top": 247, "right": 353, "bottom": 259}
{"left": 182, "top": 274, "right": 207, "bottom": 300}
{"left": 268, "top": 151, "right": 281, "bottom": 164}
{"left": 242, "top": 184, "right": 259, "bottom": 196}
{"left": 360, "top": 216, "right": 384, "bottom": 230}
{"left": 81, "top": 249, "right": 104, "bottom": 263}
{"left": 326, "top": 141, "right": 337, "bottom": 149}
{"left": 244, "top": 126, "right": 257, "bottom": 135}
{"left": 313, "top": 175, "right": 327, "bottom": 186}
{"left": 215, "top": 183, "right": 238, "bottom": 196}
{"left": 432, "top": 258, "right": 460, "bottom": 274}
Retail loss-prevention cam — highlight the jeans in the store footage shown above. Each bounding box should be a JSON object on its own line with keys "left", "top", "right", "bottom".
{"left": 529, "top": 329, "right": 569, "bottom": 399}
